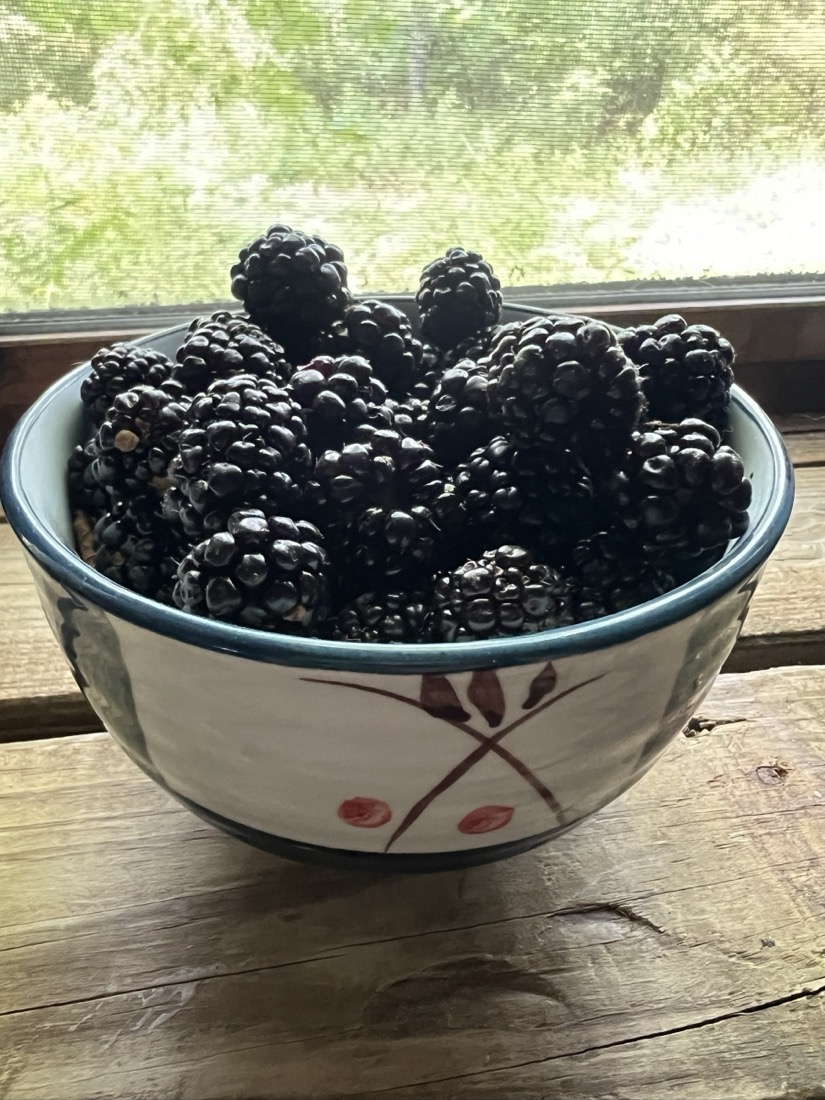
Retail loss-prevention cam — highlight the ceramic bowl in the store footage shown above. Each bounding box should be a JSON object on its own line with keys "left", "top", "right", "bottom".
{"left": 0, "top": 304, "right": 794, "bottom": 872}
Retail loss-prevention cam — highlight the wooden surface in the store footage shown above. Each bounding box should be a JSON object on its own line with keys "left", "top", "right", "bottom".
{"left": 2, "top": 667, "right": 825, "bottom": 1099}
{"left": 3, "top": 415, "right": 825, "bottom": 1099}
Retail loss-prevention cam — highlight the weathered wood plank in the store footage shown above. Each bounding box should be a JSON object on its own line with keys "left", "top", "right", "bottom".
{"left": 725, "top": 464, "right": 825, "bottom": 672}
{"left": 0, "top": 524, "right": 97, "bottom": 739}
{"left": 1, "top": 665, "right": 825, "bottom": 1098}
{"left": 772, "top": 413, "right": 825, "bottom": 466}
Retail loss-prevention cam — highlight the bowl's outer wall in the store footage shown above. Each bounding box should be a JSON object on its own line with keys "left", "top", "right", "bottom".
{"left": 25, "top": 541, "right": 761, "bottom": 855}
{"left": 2, "top": 302, "right": 790, "bottom": 860}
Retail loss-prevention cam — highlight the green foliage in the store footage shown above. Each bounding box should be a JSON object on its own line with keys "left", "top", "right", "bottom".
{"left": 0, "top": 0, "right": 823, "bottom": 312}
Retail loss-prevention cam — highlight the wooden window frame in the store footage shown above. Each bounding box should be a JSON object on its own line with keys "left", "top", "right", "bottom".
{"left": 2, "top": 288, "right": 824, "bottom": 448}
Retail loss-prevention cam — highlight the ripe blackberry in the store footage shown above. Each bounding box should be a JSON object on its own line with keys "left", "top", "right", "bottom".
{"left": 607, "top": 419, "right": 752, "bottom": 559}
{"left": 329, "top": 587, "right": 431, "bottom": 643}
{"left": 230, "top": 224, "right": 350, "bottom": 362}
{"left": 169, "top": 374, "right": 312, "bottom": 539}
{"left": 416, "top": 248, "right": 502, "bottom": 351}
{"left": 92, "top": 383, "right": 189, "bottom": 500}
{"left": 289, "top": 354, "right": 390, "bottom": 454}
{"left": 427, "top": 360, "right": 492, "bottom": 467}
{"left": 569, "top": 530, "right": 678, "bottom": 620}
{"left": 316, "top": 299, "right": 422, "bottom": 397}
{"left": 431, "top": 545, "right": 573, "bottom": 642}
{"left": 174, "top": 509, "right": 329, "bottom": 632}
{"left": 92, "top": 499, "right": 184, "bottom": 605}
{"left": 453, "top": 437, "right": 597, "bottom": 562}
{"left": 619, "top": 314, "right": 735, "bottom": 429}
{"left": 81, "top": 344, "right": 173, "bottom": 426}
{"left": 173, "top": 311, "right": 292, "bottom": 396}
{"left": 487, "top": 315, "right": 644, "bottom": 463}
{"left": 67, "top": 438, "right": 109, "bottom": 519}
{"left": 310, "top": 429, "right": 463, "bottom": 575}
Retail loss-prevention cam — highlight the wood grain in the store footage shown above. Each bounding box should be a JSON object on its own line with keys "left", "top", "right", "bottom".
{"left": 1, "top": 665, "right": 825, "bottom": 1098}
{"left": 0, "top": 524, "right": 97, "bottom": 738}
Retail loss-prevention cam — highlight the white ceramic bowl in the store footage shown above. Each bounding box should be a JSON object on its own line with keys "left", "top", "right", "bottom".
{"left": 0, "top": 305, "right": 794, "bottom": 871}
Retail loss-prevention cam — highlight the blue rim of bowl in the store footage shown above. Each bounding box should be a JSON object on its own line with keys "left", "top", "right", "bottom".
{"left": 1, "top": 332, "right": 794, "bottom": 674}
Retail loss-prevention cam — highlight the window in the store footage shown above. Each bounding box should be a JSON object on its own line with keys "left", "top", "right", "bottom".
{"left": 1, "top": 0, "right": 825, "bottom": 317}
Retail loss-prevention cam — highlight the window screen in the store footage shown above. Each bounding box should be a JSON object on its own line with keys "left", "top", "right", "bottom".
{"left": 1, "top": 0, "right": 824, "bottom": 312}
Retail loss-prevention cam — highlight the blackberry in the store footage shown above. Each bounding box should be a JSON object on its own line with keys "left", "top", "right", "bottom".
{"left": 569, "top": 530, "right": 678, "bottom": 621}
{"left": 329, "top": 587, "right": 431, "bottom": 643}
{"left": 168, "top": 374, "right": 312, "bottom": 539}
{"left": 81, "top": 344, "right": 174, "bottom": 427}
{"left": 431, "top": 545, "right": 573, "bottom": 642}
{"left": 289, "top": 354, "right": 390, "bottom": 454}
{"left": 453, "top": 437, "right": 597, "bottom": 562}
{"left": 310, "top": 429, "right": 463, "bottom": 576}
{"left": 230, "top": 224, "right": 350, "bottom": 362}
{"left": 173, "top": 311, "right": 292, "bottom": 396}
{"left": 619, "top": 314, "right": 735, "bottom": 429}
{"left": 607, "top": 419, "right": 752, "bottom": 560}
{"left": 92, "top": 383, "right": 189, "bottom": 500}
{"left": 174, "top": 509, "right": 329, "bottom": 632}
{"left": 92, "top": 499, "right": 184, "bottom": 605}
{"left": 67, "top": 438, "right": 109, "bottom": 519}
{"left": 487, "top": 315, "right": 644, "bottom": 463}
{"left": 427, "top": 360, "right": 492, "bottom": 467}
{"left": 316, "top": 299, "right": 422, "bottom": 397}
{"left": 416, "top": 248, "right": 502, "bottom": 351}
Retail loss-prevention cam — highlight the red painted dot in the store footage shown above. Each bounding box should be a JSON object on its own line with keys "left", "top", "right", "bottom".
{"left": 458, "top": 805, "right": 514, "bottom": 835}
{"left": 337, "top": 797, "right": 392, "bottom": 828}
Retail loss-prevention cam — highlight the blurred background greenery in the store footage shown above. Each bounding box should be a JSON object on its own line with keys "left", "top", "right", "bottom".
{"left": 1, "top": 0, "right": 824, "bottom": 312}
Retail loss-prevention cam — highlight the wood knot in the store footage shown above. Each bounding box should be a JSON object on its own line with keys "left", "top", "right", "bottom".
{"left": 755, "top": 763, "right": 789, "bottom": 786}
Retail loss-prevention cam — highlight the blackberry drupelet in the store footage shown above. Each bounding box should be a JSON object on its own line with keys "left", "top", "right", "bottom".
{"left": 81, "top": 344, "right": 174, "bottom": 426}
{"left": 310, "top": 429, "right": 463, "bottom": 576}
{"left": 431, "top": 545, "right": 573, "bottom": 642}
{"left": 569, "top": 530, "right": 678, "bottom": 620}
{"left": 289, "top": 354, "right": 390, "bottom": 454}
{"left": 427, "top": 360, "right": 492, "bottom": 467}
{"left": 92, "top": 383, "right": 189, "bottom": 501}
{"left": 316, "top": 299, "right": 422, "bottom": 397}
{"left": 619, "top": 314, "right": 734, "bottom": 429}
{"left": 92, "top": 498, "right": 184, "bottom": 605}
{"left": 329, "top": 587, "right": 431, "bottom": 642}
{"left": 174, "top": 509, "right": 329, "bottom": 632}
{"left": 230, "top": 224, "right": 350, "bottom": 362}
{"left": 168, "top": 374, "right": 312, "bottom": 540}
{"left": 607, "top": 418, "right": 752, "bottom": 560}
{"left": 486, "top": 315, "right": 644, "bottom": 463}
{"left": 173, "top": 311, "right": 292, "bottom": 396}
